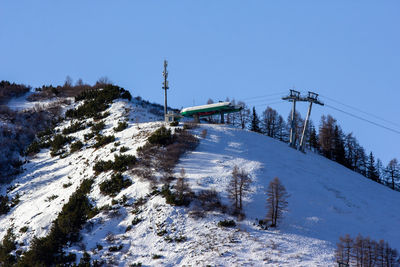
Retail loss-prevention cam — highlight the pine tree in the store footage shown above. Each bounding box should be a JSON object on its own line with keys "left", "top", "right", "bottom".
{"left": 250, "top": 107, "right": 261, "bottom": 133}
{"left": 308, "top": 124, "right": 319, "bottom": 151}
{"left": 367, "top": 152, "right": 379, "bottom": 182}
{"left": 356, "top": 147, "right": 368, "bottom": 176}
{"left": 344, "top": 133, "right": 357, "bottom": 170}
{"left": 333, "top": 125, "right": 346, "bottom": 165}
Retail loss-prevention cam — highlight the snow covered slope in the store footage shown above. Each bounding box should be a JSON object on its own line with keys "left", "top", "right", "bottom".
{"left": 1, "top": 98, "right": 399, "bottom": 266}
{"left": 178, "top": 125, "right": 400, "bottom": 254}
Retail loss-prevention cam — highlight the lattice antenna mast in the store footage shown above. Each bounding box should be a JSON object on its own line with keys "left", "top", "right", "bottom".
{"left": 162, "top": 60, "right": 169, "bottom": 121}
{"left": 282, "top": 89, "right": 304, "bottom": 147}
{"left": 299, "top": 91, "right": 324, "bottom": 152}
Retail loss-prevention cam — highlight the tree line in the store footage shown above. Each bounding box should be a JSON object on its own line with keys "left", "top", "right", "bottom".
{"left": 0, "top": 80, "right": 30, "bottom": 104}
{"left": 207, "top": 98, "right": 400, "bottom": 192}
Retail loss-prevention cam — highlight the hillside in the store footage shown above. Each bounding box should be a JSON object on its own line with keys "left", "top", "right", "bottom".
{"left": 0, "top": 96, "right": 399, "bottom": 266}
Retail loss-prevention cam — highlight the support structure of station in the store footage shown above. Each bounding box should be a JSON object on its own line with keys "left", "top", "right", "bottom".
{"left": 282, "top": 90, "right": 305, "bottom": 148}
{"left": 299, "top": 92, "right": 324, "bottom": 152}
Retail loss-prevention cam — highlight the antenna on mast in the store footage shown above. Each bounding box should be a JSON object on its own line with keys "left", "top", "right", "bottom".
{"left": 162, "top": 59, "right": 169, "bottom": 121}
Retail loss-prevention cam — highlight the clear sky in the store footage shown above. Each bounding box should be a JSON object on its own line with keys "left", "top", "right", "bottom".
{"left": 1, "top": 1, "right": 399, "bottom": 164}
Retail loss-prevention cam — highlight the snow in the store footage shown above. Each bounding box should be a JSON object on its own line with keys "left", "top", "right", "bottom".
{"left": 1, "top": 97, "right": 400, "bottom": 266}
{"left": 5, "top": 92, "right": 72, "bottom": 111}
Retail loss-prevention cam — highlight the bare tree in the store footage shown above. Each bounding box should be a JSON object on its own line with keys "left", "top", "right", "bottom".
{"left": 95, "top": 76, "right": 112, "bottom": 87}
{"left": 238, "top": 168, "right": 251, "bottom": 210}
{"left": 237, "top": 101, "right": 250, "bottom": 129}
{"left": 318, "top": 115, "right": 336, "bottom": 159}
{"left": 336, "top": 234, "right": 353, "bottom": 266}
{"left": 64, "top": 75, "right": 73, "bottom": 88}
{"left": 336, "top": 234, "right": 400, "bottom": 266}
{"left": 266, "top": 177, "right": 289, "bottom": 227}
{"left": 227, "top": 165, "right": 252, "bottom": 213}
{"left": 75, "top": 78, "right": 84, "bottom": 86}
{"left": 262, "top": 106, "right": 278, "bottom": 137}
{"left": 175, "top": 168, "right": 191, "bottom": 203}
{"left": 227, "top": 166, "right": 240, "bottom": 211}
{"left": 385, "top": 158, "right": 400, "bottom": 190}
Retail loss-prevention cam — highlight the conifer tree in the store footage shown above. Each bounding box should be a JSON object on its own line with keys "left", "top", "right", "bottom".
{"left": 250, "top": 107, "right": 261, "bottom": 133}
{"left": 333, "top": 125, "right": 346, "bottom": 165}
{"left": 308, "top": 124, "right": 319, "bottom": 151}
{"left": 367, "top": 152, "right": 379, "bottom": 182}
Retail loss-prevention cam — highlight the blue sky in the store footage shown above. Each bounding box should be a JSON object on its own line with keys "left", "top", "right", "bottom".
{"left": 1, "top": 1, "right": 399, "bottom": 164}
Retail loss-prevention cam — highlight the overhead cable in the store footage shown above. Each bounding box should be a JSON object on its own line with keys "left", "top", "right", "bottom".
{"left": 241, "top": 91, "right": 287, "bottom": 101}
{"left": 325, "top": 104, "right": 400, "bottom": 135}
{"left": 320, "top": 94, "right": 400, "bottom": 128}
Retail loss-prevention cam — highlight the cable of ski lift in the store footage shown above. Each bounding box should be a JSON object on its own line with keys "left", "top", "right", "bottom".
{"left": 325, "top": 104, "right": 400, "bottom": 135}
{"left": 320, "top": 94, "right": 400, "bottom": 129}
{"left": 241, "top": 91, "right": 287, "bottom": 101}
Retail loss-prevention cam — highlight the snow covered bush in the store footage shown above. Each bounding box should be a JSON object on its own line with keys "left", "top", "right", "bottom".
{"left": 119, "top": 146, "right": 129, "bottom": 153}
{"left": 93, "top": 134, "right": 115, "bottom": 149}
{"left": 70, "top": 140, "right": 83, "bottom": 153}
{"left": 0, "top": 228, "right": 17, "bottom": 265}
{"left": 0, "top": 195, "right": 11, "bottom": 215}
{"left": 113, "top": 121, "right": 128, "bottom": 132}
{"left": 134, "top": 126, "right": 198, "bottom": 189}
{"left": 218, "top": 220, "right": 236, "bottom": 227}
{"left": 93, "top": 154, "right": 136, "bottom": 173}
{"left": 91, "top": 120, "right": 106, "bottom": 133}
{"left": 99, "top": 173, "right": 132, "bottom": 197}
{"left": 18, "top": 179, "right": 95, "bottom": 266}
{"left": 50, "top": 134, "right": 73, "bottom": 155}
{"left": 148, "top": 126, "right": 174, "bottom": 146}
{"left": 195, "top": 189, "right": 224, "bottom": 213}
{"left": 65, "top": 85, "right": 131, "bottom": 119}
{"left": 62, "top": 121, "right": 86, "bottom": 135}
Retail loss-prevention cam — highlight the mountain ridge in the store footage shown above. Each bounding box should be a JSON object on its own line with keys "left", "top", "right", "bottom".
{"left": 0, "top": 96, "right": 399, "bottom": 266}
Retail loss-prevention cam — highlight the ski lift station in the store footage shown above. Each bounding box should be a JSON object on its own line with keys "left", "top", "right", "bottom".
{"left": 179, "top": 101, "right": 242, "bottom": 123}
